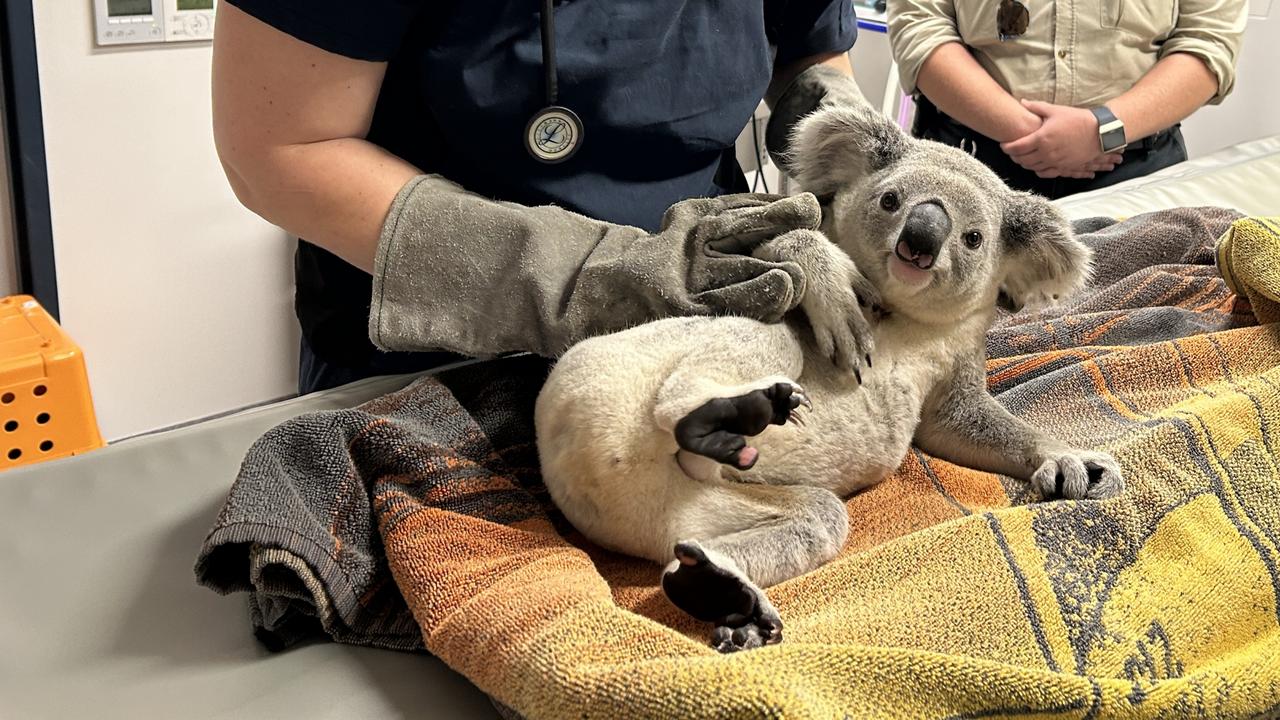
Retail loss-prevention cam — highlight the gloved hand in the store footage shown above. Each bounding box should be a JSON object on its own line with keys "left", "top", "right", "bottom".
{"left": 369, "top": 174, "right": 822, "bottom": 358}
{"left": 766, "top": 63, "right": 869, "bottom": 177}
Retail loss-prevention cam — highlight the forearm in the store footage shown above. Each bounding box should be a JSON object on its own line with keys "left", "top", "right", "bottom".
{"left": 917, "top": 388, "right": 1125, "bottom": 500}
{"left": 220, "top": 138, "right": 420, "bottom": 273}
{"left": 916, "top": 42, "right": 1038, "bottom": 143}
{"left": 212, "top": 2, "right": 420, "bottom": 273}
{"left": 915, "top": 371, "right": 1064, "bottom": 480}
{"left": 1106, "top": 53, "right": 1218, "bottom": 143}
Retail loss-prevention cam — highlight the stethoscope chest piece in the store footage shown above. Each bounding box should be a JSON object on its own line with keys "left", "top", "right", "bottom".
{"left": 528, "top": 0, "right": 582, "bottom": 164}
{"left": 525, "top": 105, "right": 583, "bottom": 163}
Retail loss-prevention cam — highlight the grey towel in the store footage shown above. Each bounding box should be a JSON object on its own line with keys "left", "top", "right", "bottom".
{"left": 195, "top": 354, "right": 554, "bottom": 652}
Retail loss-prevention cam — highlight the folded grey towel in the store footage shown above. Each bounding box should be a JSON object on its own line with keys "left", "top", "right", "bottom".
{"left": 195, "top": 355, "right": 554, "bottom": 652}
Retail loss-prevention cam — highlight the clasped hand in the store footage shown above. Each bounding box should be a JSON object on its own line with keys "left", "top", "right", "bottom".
{"left": 1000, "top": 99, "right": 1124, "bottom": 180}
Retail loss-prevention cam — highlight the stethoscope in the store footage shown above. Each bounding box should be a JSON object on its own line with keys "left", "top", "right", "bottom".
{"left": 524, "top": 0, "right": 584, "bottom": 163}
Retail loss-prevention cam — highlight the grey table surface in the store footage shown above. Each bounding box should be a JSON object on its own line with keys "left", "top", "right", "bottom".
{"left": 0, "top": 373, "right": 497, "bottom": 719}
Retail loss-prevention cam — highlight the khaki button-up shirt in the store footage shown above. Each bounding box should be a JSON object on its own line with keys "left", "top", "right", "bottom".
{"left": 887, "top": 0, "right": 1248, "bottom": 108}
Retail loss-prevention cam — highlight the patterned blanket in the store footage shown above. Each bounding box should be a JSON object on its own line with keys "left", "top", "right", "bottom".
{"left": 197, "top": 207, "right": 1280, "bottom": 719}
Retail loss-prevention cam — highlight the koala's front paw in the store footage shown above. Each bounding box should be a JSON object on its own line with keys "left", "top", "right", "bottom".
{"left": 802, "top": 257, "right": 879, "bottom": 383}
{"left": 1032, "top": 450, "right": 1124, "bottom": 500}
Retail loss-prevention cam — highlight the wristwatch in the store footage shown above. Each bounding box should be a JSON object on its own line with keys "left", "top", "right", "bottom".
{"left": 1089, "top": 106, "right": 1128, "bottom": 154}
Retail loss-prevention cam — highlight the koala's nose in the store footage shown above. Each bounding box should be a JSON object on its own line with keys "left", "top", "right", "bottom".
{"left": 895, "top": 201, "right": 951, "bottom": 270}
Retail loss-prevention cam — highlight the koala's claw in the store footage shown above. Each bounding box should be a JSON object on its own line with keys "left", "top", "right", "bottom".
{"left": 786, "top": 390, "right": 811, "bottom": 426}
{"left": 1032, "top": 450, "right": 1125, "bottom": 500}
{"left": 711, "top": 621, "right": 780, "bottom": 653}
{"left": 793, "top": 389, "right": 812, "bottom": 410}
{"left": 810, "top": 303, "right": 876, "bottom": 382}
{"left": 800, "top": 255, "right": 878, "bottom": 382}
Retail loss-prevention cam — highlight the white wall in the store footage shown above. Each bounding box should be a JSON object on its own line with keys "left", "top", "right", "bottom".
{"left": 32, "top": 3, "right": 298, "bottom": 441}
{"left": 850, "top": 27, "right": 895, "bottom": 113}
{"left": 1181, "top": 0, "right": 1280, "bottom": 155}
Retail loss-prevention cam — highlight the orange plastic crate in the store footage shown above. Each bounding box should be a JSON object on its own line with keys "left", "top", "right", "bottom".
{"left": 0, "top": 295, "right": 104, "bottom": 469}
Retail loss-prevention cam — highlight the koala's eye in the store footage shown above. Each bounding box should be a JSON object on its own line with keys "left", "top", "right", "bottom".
{"left": 879, "top": 191, "right": 900, "bottom": 212}
{"left": 963, "top": 230, "right": 984, "bottom": 249}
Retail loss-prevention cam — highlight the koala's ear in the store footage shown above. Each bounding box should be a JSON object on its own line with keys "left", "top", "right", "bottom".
{"left": 998, "top": 192, "right": 1092, "bottom": 312}
{"left": 788, "top": 104, "right": 911, "bottom": 198}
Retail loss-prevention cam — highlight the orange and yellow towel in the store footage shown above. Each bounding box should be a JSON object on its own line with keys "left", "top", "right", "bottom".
{"left": 200, "top": 207, "right": 1280, "bottom": 719}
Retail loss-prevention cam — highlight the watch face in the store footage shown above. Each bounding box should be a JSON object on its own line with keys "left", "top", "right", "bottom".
{"left": 526, "top": 107, "right": 583, "bottom": 163}
{"left": 1102, "top": 127, "right": 1128, "bottom": 153}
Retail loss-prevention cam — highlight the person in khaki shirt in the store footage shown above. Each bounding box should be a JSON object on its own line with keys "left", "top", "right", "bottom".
{"left": 888, "top": 0, "right": 1247, "bottom": 198}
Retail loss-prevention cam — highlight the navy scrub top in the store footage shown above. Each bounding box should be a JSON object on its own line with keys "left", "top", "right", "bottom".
{"left": 225, "top": 0, "right": 858, "bottom": 375}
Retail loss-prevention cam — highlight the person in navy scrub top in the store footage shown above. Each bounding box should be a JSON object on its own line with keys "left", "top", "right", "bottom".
{"left": 212, "top": 1, "right": 865, "bottom": 393}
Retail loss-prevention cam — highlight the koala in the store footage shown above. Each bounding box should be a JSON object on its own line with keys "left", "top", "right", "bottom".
{"left": 533, "top": 102, "right": 1125, "bottom": 654}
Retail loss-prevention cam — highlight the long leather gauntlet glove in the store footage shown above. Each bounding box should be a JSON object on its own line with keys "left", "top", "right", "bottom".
{"left": 369, "top": 174, "right": 822, "bottom": 358}
{"left": 766, "top": 63, "right": 869, "bottom": 176}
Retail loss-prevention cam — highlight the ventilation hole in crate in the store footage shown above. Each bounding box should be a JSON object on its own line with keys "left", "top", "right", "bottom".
{"left": 8, "top": 448, "right": 21, "bottom": 460}
{"left": 33, "top": 385, "right": 47, "bottom": 397}
{"left": 4, "top": 420, "right": 16, "bottom": 432}
{"left": 39, "top": 440, "right": 53, "bottom": 452}
{"left": 1, "top": 393, "right": 12, "bottom": 404}
{"left": 37, "top": 413, "right": 50, "bottom": 424}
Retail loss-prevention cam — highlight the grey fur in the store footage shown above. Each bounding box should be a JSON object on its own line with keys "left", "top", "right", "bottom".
{"left": 535, "top": 101, "right": 1124, "bottom": 651}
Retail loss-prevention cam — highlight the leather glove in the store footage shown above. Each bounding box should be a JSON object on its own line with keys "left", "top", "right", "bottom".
{"left": 766, "top": 63, "right": 868, "bottom": 177}
{"left": 369, "top": 174, "right": 821, "bottom": 358}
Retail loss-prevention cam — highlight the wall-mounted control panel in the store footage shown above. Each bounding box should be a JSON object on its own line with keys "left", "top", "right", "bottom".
{"left": 94, "top": 0, "right": 216, "bottom": 47}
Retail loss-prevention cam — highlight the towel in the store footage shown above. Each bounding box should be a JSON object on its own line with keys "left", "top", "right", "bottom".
{"left": 198, "top": 206, "right": 1280, "bottom": 719}
{"left": 1216, "top": 216, "right": 1280, "bottom": 325}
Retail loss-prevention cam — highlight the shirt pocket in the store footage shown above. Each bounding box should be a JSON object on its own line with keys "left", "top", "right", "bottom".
{"left": 954, "top": 0, "right": 1005, "bottom": 49}
{"left": 1100, "top": 0, "right": 1178, "bottom": 40}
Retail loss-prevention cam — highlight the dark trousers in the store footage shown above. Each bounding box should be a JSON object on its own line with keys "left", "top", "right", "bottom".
{"left": 298, "top": 335, "right": 465, "bottom": 395}
{"left": 912, "top": 97, "right": 1187, "bottom": 200}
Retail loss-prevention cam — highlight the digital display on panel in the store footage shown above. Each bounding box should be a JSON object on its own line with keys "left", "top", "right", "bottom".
{"left": 107, "top": 0, "right": 153, "bottom": 17}
{"left": 177, "top": 0, "right": 214, "bottom": 9}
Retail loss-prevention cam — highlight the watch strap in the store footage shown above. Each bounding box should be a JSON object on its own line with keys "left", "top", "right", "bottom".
{"left": 1090, "top": 106, "right": 1128, "bottom": 153}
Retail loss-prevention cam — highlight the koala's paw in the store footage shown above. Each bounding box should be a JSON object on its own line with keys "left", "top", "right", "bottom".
{"left": 1032, "top": 450, "right": 1125, "bottom": 500}
{"left": 801, "top": 258, "right": 879, "bottom": 383}
{"left": 674, "top": 380, "right": 810, "bottom": 470}
{"left": 662, "top": 541, "right": 783, "bottom": 653}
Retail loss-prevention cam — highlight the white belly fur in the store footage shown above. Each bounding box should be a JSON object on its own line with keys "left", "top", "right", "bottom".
{"left": 534, "top": 314, "right": 968, "bottom": 561}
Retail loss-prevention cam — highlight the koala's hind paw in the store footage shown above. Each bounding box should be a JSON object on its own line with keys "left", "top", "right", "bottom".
{"left": 662, "top": 541, "right": 783, "bottom": 653}
{"left": 1032, "top": 450, "right": 1125, "bottom": 500}
{"left": 674, "top": 381, "right": 809, "bottom": 469}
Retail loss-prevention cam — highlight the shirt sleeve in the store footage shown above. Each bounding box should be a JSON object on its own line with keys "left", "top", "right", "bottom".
{"left": 1160, "top": 0, "right": 1249, "bottom": 105}
{"left": 886, "top": 0, "right": 961, "bottom": 95}
{"left": 765, "top": 0, "right": 859, "bottom": 69}
{"left": 223, "top": 0, "right": 420, "bottom": 62}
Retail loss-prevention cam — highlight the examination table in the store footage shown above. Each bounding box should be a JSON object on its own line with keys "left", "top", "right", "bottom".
{"left": 3, "top": 135, "right": 1278, "bottom": 719}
